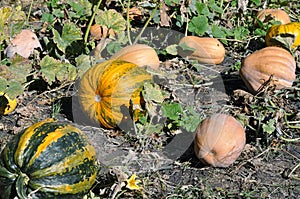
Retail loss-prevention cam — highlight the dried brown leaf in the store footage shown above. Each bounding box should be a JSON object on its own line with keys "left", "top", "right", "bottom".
{"left": 5, "top": 29, "right": 42, "bottom": 58}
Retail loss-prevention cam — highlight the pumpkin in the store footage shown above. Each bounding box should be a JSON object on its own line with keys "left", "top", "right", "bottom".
{"left": 239, "top": 46, "right": 296, "bottom": 94}
{"left": 78, "top": 59, "right": 153, "bottom": 129}
{"left": 194, "top": 114, "right": 246, "bottom": 167}
{"left": 0, "top": 118, "right": 98, "bottom": 199}
{"left": 265, "top": 22, "right": 300, "bottom": 50}
{"left": 90, "top": 24, "right": 115, "bottom": 40}
{"left": 0, "top": 92, "right": 17, "bottom": 115}
{"left": 256, "top": 9, "right": 291, "bottom": 25}
{"left": 178, "top": 36, "right": 225, "bottom": 64}
{"left": 110, "top": 44, "right": 160, "bottom": 70}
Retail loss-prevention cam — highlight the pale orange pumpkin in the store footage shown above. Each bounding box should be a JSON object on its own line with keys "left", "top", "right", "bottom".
{"left": 240, "top": 46, "right": 296, "bottom": 94}
{"left": 178, "top": 36, "right": 225, "bottom": 64}
{"left": 256, "top": 9, "right": 291, "bottom": 25}
{"left": 111, "top": 44, "right": 160, "bottom": 70}
{"left": 194, "top": 114, "right": 246, "bottom": 167}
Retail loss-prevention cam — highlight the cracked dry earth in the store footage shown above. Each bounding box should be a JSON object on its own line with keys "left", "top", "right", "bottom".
{"left": 0, "top": 56, "right": 299, "bottom": 199}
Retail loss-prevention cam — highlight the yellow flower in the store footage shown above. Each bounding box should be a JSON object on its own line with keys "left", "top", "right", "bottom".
{"left": 126, "top": 173, "right": 141, "bottom": 190}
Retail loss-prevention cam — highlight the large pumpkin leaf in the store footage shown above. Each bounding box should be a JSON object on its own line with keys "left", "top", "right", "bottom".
{"left": 95, "top": 9, "right": 126, "bottom": 35}
{"left": 6, "top": 80, "right": 23, "bottom": 99}
{"left": 53, "top": 23, "right": 82, "bottom": 53}
{"left": 40, "top": 55, "right": 77, "bottom": 85}
{"left": 0, "top": 77, "right": 8, "bottom": 91}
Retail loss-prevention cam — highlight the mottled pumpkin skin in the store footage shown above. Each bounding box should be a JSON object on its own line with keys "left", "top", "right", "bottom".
{"left": 78, "top": 59, "right": 153, "bottom": 129}
{"left": 240, "top": 47, "right": 296, "bottom": 94}
{"left": 265, "top": 22, "right": 300, "bottom": 49}
{"left": 194, "top": 114, "right": 246, "bottom": 168}
{"left": 0, "top": 118, "right": 98, "bottom": 199}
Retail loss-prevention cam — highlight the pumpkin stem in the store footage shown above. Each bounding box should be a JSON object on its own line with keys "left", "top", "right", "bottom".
{"left": 16, "top": 172, "right": 29, "bottom": 199}
{"left": 94, "top": 94, "right": 101, "bottom": 102}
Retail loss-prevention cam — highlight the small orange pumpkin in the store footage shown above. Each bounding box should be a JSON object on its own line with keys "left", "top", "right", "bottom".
{"left": 178, "top": 36, "right": 225, "bottom": 64}
{"left": 111, "top": 44, "right": 160, "bottom": 70}
{"left": 256, "top": 9, "right": 291, "bottom": 25}
{"left": 194, "top": 114, "right": 246, "bottom": 167}
{"left": 240, "top": 46, "right": 296, "bottom": 94}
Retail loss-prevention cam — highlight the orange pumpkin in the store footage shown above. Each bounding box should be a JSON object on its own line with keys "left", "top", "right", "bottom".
{"left": 194, "top": 114, "right": 246, "bottom": 167}
{"left": 178, "top": 36, "right": 225, "bottom": 64}
{"left": 111, "top": 44, "right": 160, "bottom": 70}
{"left": 256, "top": 9, "right": 291, "bottom": 25}
{"left": 240, "top": 47, "right": 296, "bottom": 94}
{"left": 78, "top": 59, "right": 153, "bottom": 129}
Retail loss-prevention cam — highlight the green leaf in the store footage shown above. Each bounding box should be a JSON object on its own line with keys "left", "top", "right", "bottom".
{"left": 195, "top": 2, "right": 210, "bottom": 16}
{"left": 53, "top": 22, "right": 82, "bottom": 53}
{"left": 41, "top": 13, "right": 55, "bottom": 23}
{"left": 6, "top": 80, "right": 23, "bottom": 98}
{"left": 166, "top": 44, "right": 178, "bottom": 56}
{"left": 143, "top": 82, "right": 166, "bottom": 104}
{"left": 8, "top": 61, "right": 32, "bottom": 83}
{"left": 75, "top": 54, "right": 93, "bottom": 77}
{"left": 67, "top": 0, "right": 92, "bottom": 18}
{"left": 95, "top": 9, "right": 126, "bottom": 34}
{"left": 188, "top": 15, "right": 209, "bottom": 36}
{"left": 211, "top": 24, "right": 227, "bottom": 44}
{"left": 208, "top": 0, "right": 223, "bottom": 14}
{"left": 40, "top": 55, "right": 77, "bottom": 85}
{"left": 251, "top": 0, "right": 261, "bottom": 6}
{"left": 234, "top": 26, "right": 250, "bottom": 41}
{"left": 0, "top": 77, "right": 8, "bottom": 91}
{"left": 162, "top": 102, "right": 183, "bottom": 121}
{"left": 262, "top": 119, "right": 276, "bottom": 134}
{"left": 181, "top": 106, "right": 201, "bottom": 132}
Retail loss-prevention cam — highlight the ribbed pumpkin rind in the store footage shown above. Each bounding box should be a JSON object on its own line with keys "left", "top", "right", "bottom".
{"left": 240, "top": 46, "right": 296, "bottom": 93}
{"left": 78, "top": 60, "right": 153, "bottom": 129}
{"left": 0, "top": 118, "right": 97, "bottom": 199}
{"left": 110, "top": 44, "right": 160, "bottom": 70}
{"left": 178, "top": 36, "right": 226, "bottom": 64}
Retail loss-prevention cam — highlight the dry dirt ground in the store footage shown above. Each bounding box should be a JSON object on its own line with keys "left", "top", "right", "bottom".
{"left": 1, "top": 56, "right": 299, "bottom": 198}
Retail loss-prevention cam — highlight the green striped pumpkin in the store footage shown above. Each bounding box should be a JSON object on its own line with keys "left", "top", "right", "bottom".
{"left": 78, "top": 59, "right": 153, "bottom": 129}
{"left": 0, "top": 118, "right": 98, "bottom": 199}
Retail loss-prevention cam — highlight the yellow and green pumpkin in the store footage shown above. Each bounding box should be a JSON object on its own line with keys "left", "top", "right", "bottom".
{"left": 0, "top": 118, "right": 98, "bottom": 199}
{"left": 78, "top": 59, "right": 153, "bottom": 129}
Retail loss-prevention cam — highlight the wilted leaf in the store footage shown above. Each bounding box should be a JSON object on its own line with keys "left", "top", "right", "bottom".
{"left": 160, "top": 2, "right": 171, "bottom": 27}
{"left": 166, "top": 44, "right": 178, "bottom": 55}
{"left": 0, "top": 7, "right": 12, "bottom": 31}
{"left": 40, "top": 55, "right": 77, "bottom": 85}
{"left": 53, "top": 22, "right": 82, "bottom": 53}
{"left": 143, "top": 82, "right": 167, "bottom": 104}
{"left": 95, "top": 9, "right": 126, "bottom": 35}
{"left": 5, "top": 29, "right": 42, "bottom": 58}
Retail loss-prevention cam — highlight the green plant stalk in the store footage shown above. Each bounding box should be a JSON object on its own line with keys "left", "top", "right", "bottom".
{"left": 132, "top": 3, "right": 160, "bottom": 44}
{"left": 26, "top": 0, "right": 34, "bottom": 27}
{"left": 284, "top": 113, "right": 300, "bottom": 129}
{"left": 126, "top": 0, "right": 132, "bottom": 45}
{"left": 84, "top": 0, "right": 103, "bottom": 46}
